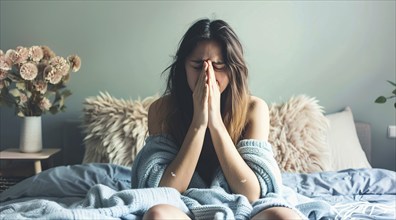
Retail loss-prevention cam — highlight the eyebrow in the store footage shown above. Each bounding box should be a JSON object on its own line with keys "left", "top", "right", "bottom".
{"left": 191, "top": 59, "right": 225, "bottom": 65}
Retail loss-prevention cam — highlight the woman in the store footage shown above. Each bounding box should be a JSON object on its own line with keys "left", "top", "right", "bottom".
{"left": 132, "top": 18, "right": 303, "bottom": 220}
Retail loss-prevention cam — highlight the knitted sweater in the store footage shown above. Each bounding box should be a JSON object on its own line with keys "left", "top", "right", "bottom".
{"left": 131, "top": 134, "right": 305, "bottom": 219}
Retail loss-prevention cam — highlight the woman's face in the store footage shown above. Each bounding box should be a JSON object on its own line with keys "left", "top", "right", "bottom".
{"left": 185, "top": 40, "right": 229, "bottom": 93}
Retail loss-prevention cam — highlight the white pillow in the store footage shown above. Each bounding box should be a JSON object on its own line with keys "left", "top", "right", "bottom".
{"left": 325, "top": 107, "right": 371, "bottom": 170}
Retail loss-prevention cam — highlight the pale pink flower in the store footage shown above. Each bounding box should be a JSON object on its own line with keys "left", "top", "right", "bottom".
{"left": 61, "top": 64, "right": 70, "bottom": 76}
{"left": 5, "top": 49, "right": 19, "bottom": 63}
{"left": 51, "top": 72, "right": 63, "bottom": 84}
{"left": 5, "top": 48, "right": 29, "bottom": 64}
{"left": 44, "top": 66, "right": 62, "bottom": 84}
{"left": 19, "top": 93, "right": 28, "bottom": 104}
{"left": 0, "top": 50, "right": 3, "bottom": 56}
{"left": 29, "top": 46, "right": 44, "bottom": 62}
{"left": 39, "top": 97, "right": 52, "bottom": 111}
{"left": 0, "top": 55, "right": 12, "bottom": 71}
{"left": 0, "top": 69, "right": 7, "bottom": 80}
{"left": 41, "top": 46, "right": 56, "bottom": 60}
{"left": 20, "top": 62, "right": 38, "bottom": 80}
{"left": 67, "top": 55, "right": 81, "bottom": 72}
{"left": 50, "top": 56, "right": 70, "bottom": 76}
{"left": 15, "top": 47, "right": 29, "bottom": 63}
{"left": 33, "top": 80, "right": 48, "bottom": 94}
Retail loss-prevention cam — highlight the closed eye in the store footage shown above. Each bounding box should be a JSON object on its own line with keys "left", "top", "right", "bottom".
{"left": 213, "top": 63, "right": 226, "bottom": 71}
{"left": 190, "top": 60, "right": 203, "bottom": 70}
{"left": 192, "top": 65, "right": 202, "bottom": 70}
{"left": 190, "top": 60, "right": 226, "bottom": 71}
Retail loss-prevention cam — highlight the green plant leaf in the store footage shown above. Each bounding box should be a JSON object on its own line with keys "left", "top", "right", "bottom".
{"left": 49, "top": 106, "right": 59, "bottom": 114}
{"left": 394, "top": 102, "right": 396, "bottom": 109}
{"left": 61, "top": 89, "right": 72, "bottom": 98}
{"left": 17, "top": 111, "right": 24, "bottom": 117}
{"left": 392, "top": 89, "right": 396, "bottom": 95}
{"left": 16, "top": 82, "right": 25, "bottom": 90}
{"left": 375, "top": 96, "right": 387, "bottom": 103}
{"left": 53, "top": 92, "right": 61, "bottom": 103}
{"left": 59, "top": 95, "right": 65, "bottom": 107}
{"left": 387, "top": 80, "right": 396, "bottom": 87}
{"left": 9, "top": 89, "right": 20, "bottom": 97}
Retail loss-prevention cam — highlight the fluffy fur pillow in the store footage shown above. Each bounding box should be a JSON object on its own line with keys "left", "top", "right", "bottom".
{"left": 268, "top": 95, "right": 331, "bottom": 173}
{"left": 82, "top": 92, "right": 158, "bottom": 166}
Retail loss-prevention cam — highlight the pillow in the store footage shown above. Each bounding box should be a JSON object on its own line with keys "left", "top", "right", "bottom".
{"left": 268, "top": 95, "right": 331, "bottom": 173}
{"left": 82, "top": 92, "right": 158, "bottom": 166}
{"left": 325, "top": 107, "right": 371, "bottom": 170}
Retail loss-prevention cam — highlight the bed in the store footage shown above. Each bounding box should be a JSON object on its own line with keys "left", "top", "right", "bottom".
{"left": 0, "top": 93, "right": 395, "bottom": 220}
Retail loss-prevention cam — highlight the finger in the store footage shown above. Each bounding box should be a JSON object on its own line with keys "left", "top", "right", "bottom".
{"left": 203, "top": 61, "right": 209, "bottom": 84}
{"left": 207, "top": 61, "right": 219, "bottom": 91}
{"left": 206, "top": 60, "right": 215, "bottom": 85}
{"left": 205, "top": 83, "right": 209, "bottom": 99}
{"left": 204, "top": 60, "right": 209, "bottom": 70}
{"left": 195, "top": 79, "right": 208, "bottom": 104}
{"left": 194, "top": 63, "right": 210, "bottom": 102}
{"left": 195, "top": 62, "right": 208, "bottom": 89}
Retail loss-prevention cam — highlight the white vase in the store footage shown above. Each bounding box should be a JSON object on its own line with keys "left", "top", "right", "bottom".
{"left": 19, "top": 116, "right": 43, "bottom": 153}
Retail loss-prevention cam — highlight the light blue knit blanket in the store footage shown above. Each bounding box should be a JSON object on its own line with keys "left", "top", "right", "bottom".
{"left": 0, "top": 135, "right": 338, "bottom": 219}
{"left": 130, "top": 134, "right": 310, "bottom": 219}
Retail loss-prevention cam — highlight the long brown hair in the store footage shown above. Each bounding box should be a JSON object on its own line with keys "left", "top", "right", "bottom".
{"left": 162, "top": 19, "right": 250, "bottom": 146}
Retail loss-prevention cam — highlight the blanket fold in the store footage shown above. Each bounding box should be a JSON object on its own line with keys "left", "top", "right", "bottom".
{"left": 0, "top": 184, "right": 188, "bottom": 220}
{"left": 132, "top": 135, "right": 282, "bottom": 195}
{"left": 131, "top": 134, "right": 303, "bottom": 219}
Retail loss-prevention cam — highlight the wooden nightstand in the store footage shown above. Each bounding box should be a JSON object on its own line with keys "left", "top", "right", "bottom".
{"left": 0, "top": 148, "right": 61, "bottom": 175}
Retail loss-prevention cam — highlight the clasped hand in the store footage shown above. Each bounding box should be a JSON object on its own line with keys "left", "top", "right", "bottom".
{"left": 192, "top": 60, "right": 223, "bottom": 130}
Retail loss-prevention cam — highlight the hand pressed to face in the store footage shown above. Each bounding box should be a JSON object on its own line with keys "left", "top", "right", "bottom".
{"left": 191, "top": 61, "right": 209, "bottom": 128}
{"left": 206, "top": 60, "right": 223, "bottom": 130}
{"left": 185, "top": 40, "right": 229, "bottom": 93}
{"left": 185, "top": 40, "right": 230, "bottom": 129}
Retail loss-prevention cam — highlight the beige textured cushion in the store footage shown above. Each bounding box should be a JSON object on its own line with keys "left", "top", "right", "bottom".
{"left": 268, "top": 95, "right": 331, "bottom": 173}
{"left": 82, "top": 92, "right": 158, "bottom": 166}
{"left": 325, "top": 106, "right": 371, "bottom": 170}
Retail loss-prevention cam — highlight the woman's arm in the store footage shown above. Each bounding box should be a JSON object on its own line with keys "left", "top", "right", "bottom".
{"left": 148, "top": 99, "right": 206, "bottom": 193}
{"left": 158, "top": 123, "right": 206, "bottom": 193}
{"left": 151, "top": 62, "right": 210, "bottom": 193}
{"left": 206, "top": 60, "right": 271, "bottom": 202}
{"left": 209, "top": 98, "right": 269, "bottom": 203}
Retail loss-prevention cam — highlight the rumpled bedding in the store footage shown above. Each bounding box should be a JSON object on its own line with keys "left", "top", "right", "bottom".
{"left": 0, "top": 135, "right": 395, "bottom": 219}
{"left": 0, "top": 164, "right": 395, "bottom": 219}
{"left": 283, "top": 168, "right": 396, "bottom": 219}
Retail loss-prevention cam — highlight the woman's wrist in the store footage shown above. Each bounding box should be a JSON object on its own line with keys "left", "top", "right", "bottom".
{"left": 208, "top": 117, "right": 226, "bottom": 133}
{"left": 191, "top": 118, "right": 208, "bottom": 131}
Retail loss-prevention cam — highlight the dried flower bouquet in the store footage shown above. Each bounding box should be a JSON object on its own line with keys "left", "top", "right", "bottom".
{"left": 0, "top": 45, "right": 81, "bottom": 116}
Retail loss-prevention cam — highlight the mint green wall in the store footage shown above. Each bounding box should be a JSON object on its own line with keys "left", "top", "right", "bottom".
{"left": 1, "top": 1, "right": 395, "bottom": 170}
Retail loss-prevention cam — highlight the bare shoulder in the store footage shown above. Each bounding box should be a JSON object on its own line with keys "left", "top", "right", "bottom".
{"left": 148, "top": 95, "right": 171, "bottom": 135}
{"left": 248, "top": 96, "right": 269, "bottom": 116}
{"left": 244, "top": 96, "right": 270, "bottom": 141}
